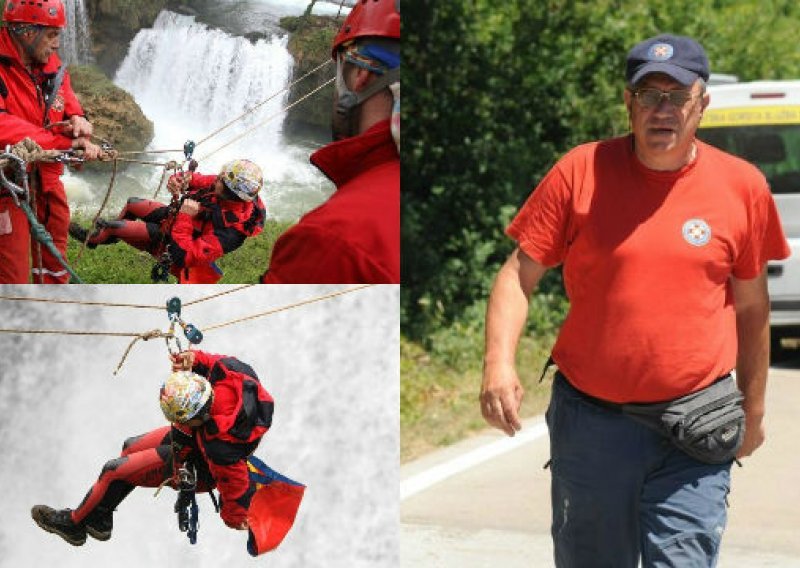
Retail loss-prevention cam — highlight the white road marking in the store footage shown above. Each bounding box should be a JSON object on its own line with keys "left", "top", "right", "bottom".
{"left": 400, "top": 420, "right": 548, "bottom": 501}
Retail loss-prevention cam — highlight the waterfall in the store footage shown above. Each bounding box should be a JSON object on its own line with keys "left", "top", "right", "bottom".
{"left": 0, "top": 285, "right": 399, "bottom": 567}
{"left": 115, "top": 11, "right": 294, "bottom": 175}
{"left": 60, "top": 0, "right": 93, "bottom": 65}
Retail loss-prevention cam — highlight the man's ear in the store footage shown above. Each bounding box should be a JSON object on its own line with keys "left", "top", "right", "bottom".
{"left": 623, "top": 88, "right": 633, "bottom": 114}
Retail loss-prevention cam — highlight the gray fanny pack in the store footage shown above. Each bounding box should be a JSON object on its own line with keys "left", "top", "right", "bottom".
{"left": 622, "top": 375, "right": 745, "bottom": 464}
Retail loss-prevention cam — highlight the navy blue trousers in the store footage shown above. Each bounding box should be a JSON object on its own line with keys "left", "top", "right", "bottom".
{"left": 547, "top": 374, "right": 732, "bottom": 568}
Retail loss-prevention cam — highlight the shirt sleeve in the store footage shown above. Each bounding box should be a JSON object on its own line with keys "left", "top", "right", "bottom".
{"left": 732, "top": 184, "right": 791, "bottom": 279}
{"left": 505, "top": 162, "right": 573, "bottom": 267}
{"left": 61, "top": 72, "right": 84, "bottom": 117}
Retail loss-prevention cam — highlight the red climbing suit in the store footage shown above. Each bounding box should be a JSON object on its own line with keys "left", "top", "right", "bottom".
{"left": 168, "top": 173, "right": 266, "bottom": 283}
{"left": 262, "top": 119, "right": 399, "bottom": 283}
{"left": 71, "top": 351, "right": 274, "bottom": 529}
{"left": 0, "top": 27, "right": 85, "bottom": 283}
{"left": 95, "top": 172, "right": 266, "bottom": 283}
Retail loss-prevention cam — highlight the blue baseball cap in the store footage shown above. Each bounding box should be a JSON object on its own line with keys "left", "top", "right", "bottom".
{"left": 626, "top": 34, "right": 709, "bottom": 86}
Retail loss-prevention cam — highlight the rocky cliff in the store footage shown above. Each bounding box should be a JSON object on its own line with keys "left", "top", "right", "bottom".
{"left": 69, "top": 64, "right": 154, "bottom": 154}
{"left": 280, "top": 14, "right": 339, "bottom": 134}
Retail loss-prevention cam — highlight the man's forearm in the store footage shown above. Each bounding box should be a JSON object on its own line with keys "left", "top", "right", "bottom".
{"left": 484, "top": 250, "right": 544, "bottom": 367}
{"left": 735, "top": 302, "right": 770, "bottom": 418}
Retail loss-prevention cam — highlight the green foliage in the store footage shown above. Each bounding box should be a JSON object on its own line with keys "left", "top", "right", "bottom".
{"left": 280, "top": 15, "right": 339, "bottom": 132}
{"left": 65, "top": 216, "right": 291, "bottom": 283}
{"left": 402, "top": 0, "right": 800, "bottom": 338}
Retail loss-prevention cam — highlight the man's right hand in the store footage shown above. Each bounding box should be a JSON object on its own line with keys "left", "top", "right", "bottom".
{"left": 167, "top": 172, "right": 188, "bottom": 196}
{"left": 480, "top": 361, "right": 524, "bottom": 436}
{"left": 171, "top": 350, "right": 196, "bottom": 372}
{"left": 71, "top": 137, "right": 103, "bottom": 161}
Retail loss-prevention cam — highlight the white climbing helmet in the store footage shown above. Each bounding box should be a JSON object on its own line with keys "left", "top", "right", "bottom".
{"left": 159, "top": 371, "right": 213, "bottom": 423}
{"left": 219, "top": 159, "right": 263, "bottom": 202}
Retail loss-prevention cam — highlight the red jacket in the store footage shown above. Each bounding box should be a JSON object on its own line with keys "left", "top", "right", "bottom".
{"left": 174, "top": 350, "right": 274, "bottom": 527}
{"left": 0, "top": 28, "right": 84, "bottom": 193}
{"left": 167, "top": 172, "right": 266, "bottom": 283}
{"left": 262, "top": 119, "right": 399, "bottom": 283}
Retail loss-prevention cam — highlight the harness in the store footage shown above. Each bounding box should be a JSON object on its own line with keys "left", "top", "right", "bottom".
{"left": 0, "top": 143, "right": 84, "bottom": 282}
{"left": 152, "top": 145, "right": 199, "bottom": 282}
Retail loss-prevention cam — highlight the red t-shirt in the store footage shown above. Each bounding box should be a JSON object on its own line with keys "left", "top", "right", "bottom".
{"left": 507, "top": 136, "right": 790, "bottom": 403}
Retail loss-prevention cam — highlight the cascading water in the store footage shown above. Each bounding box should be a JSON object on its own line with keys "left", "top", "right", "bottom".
{"left": 0, "top": 285, "right": 399, "bottom": 566}
{"left": 108, "top": 10, "right": 331, "bottom": 220}
{"left": 60, "top": 0, "right": 93, "bottom": 65}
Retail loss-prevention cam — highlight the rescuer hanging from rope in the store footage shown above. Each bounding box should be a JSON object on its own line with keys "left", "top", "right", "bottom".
{"left": 0, "top": 0, "right": 103, "bottom": 284}
{"left": 68, "top": 159, "right": 266, "bottom": 284}
{"left": 30, "top": 298, "right": 303, "bottom": 556}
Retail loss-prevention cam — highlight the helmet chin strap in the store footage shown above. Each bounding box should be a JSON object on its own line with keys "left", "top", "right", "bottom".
{"left": 333, "top": 65, "right": 400, "bottom": 140}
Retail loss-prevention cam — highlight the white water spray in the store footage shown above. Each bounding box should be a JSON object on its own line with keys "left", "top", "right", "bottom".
{"left": 60, "top": 0, "right": 93, "bottom": 65}
{"left": 112, "top": 10, "right": 333, "bottom": 220}
{"left": 0, "top": 285, "right": 399, "bottom": 567}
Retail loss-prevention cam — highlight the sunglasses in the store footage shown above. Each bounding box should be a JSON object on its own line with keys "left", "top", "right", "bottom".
{"left": 632, "top": 87, "right": 696, "bottom": 108}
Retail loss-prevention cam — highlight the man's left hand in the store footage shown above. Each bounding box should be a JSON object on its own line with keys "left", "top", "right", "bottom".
{"left": 736, "top": 413, "right": 765, "bottom": 458}
{"left": 64, "top": 115, "right": 93, "bottom": 138}
{"left": 180, "top": 199, "right": 201, "bottom": 217}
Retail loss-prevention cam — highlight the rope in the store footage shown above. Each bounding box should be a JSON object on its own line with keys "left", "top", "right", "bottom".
{"left": 114, "top": 329, "right": 173, "bottom": 376}
{"left": 0, "top": 328, "right": 145, "bottom": 337}
{"left": 202, "top": 285, "right": 373, "bottom": 332}
{"left": 198, "top": 77, "right": 335, "bottom": 161}
{"left": 184, "top": 285, "right": 255, "bottom": 307}
{"left": 0, "top": 285, "right": 255, "bottom": 309}
{"left": 0, "top": 295, "right": 162, "bottom": 309}
{"left": 152, "top": 162, "right": 180, "bottom": 200}
{"left": 0, "top": 286, "right": 372, "bottom": 374}
{"left": 194, "top": 59, "right": 334, "bottom": 147}
{"left": 0, "top": 138, "right": 62, "bottom": 169}
{"left": 117, "top": 148, "right": 184, "bottom": 157}
{"left": 74, "top": 156, "right": 119, "bottom": 264}
{"left": 19, "top": 199, "right": 84, "bottom": 283}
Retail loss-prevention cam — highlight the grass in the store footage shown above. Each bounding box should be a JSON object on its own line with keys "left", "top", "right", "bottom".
{"left": 65, "top": 214, "right": 292, "bottom": 284}
{"left": 401, "top": 328, "right": 557, "bottom": 463}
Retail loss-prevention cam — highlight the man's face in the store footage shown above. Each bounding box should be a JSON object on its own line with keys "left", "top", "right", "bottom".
{"left": 624, "top": 73, "right": 709, "bottom": 157}
{"left": 22, "top": 27, "right": 61, "bottom": 65}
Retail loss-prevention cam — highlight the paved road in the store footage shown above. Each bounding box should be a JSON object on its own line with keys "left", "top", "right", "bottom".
{"left": 401, "top": 363, "right": 800, "bottom": 567}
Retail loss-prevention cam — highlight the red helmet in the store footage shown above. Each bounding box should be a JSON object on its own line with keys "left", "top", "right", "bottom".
{"left": 3, "top": 0, "right": 66, "bottom": 28}
{"left": 331, "top": 0, "right": 400, "bottom": 59}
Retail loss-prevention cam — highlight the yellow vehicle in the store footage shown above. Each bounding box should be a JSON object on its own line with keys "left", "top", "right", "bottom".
{"left": 698, "top": 80, "right": 800, "bottom": 351}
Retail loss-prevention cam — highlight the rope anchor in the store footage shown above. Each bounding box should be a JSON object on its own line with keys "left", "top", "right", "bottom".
{"left": 165, "top": 296, "right": 204, "bottom": 354}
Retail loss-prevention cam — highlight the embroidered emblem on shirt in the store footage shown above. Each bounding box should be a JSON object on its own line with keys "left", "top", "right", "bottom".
{"left": 648, "top": 43, "right": 674, "bottom": 61}
{"left": 50, "top": 93, "right": 65, "bottom": 113}
{"left": 682, "top": 218, "right": 711, "bottom": 247}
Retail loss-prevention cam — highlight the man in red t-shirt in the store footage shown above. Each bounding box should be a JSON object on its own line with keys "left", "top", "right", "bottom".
{"left": 481, "top": 34, "right": 789, "bottom": 567}
{"left": 261, "top": 0, "right": 399, "bottom": 284}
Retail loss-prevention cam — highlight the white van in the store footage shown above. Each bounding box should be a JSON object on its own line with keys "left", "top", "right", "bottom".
{"left": 697, "top": 81, "right": 800, "bottom": 349}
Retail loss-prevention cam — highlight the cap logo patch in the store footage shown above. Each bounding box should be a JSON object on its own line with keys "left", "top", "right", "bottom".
{"left": 682, "top": 218, "right": 711, "bottom": 247}
{"left": 648, "top": 43, "right": 674, "bottom": 61}
{"left": 49, "top": 7, "right": 57, "bottom": 17}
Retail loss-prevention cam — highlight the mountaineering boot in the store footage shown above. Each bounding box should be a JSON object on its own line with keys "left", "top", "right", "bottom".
{"left": 31, "top": 505, "right": 87, "bottom": 546}
{"left": 84, "top": 506, "right": 113, "bottom": 541}
{"left": 68, "top": 222, "right": 97, "bottom": 248}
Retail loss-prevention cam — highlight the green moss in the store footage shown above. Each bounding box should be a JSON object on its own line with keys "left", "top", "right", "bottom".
{"left": 280, "top": 15, "right": 341, "bottom": 132}
{"left": 66, "top": 215, "right": 292, "bottom": 283}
